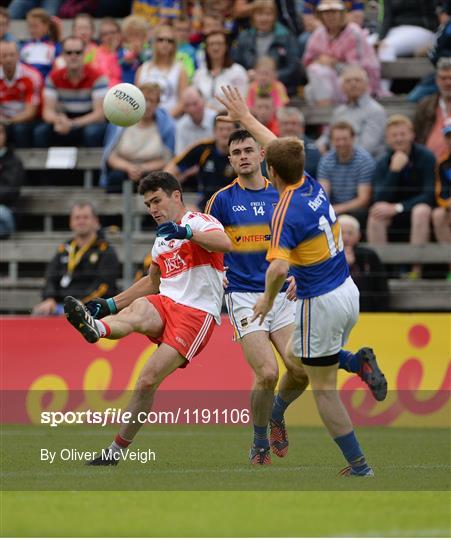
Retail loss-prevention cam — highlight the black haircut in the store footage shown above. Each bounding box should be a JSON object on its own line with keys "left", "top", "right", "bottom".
{"left": 138, "top": 171, "right": 184, "bottom": 201}
{"left": 228, "top": 129, "right": 256, "bottom": 148}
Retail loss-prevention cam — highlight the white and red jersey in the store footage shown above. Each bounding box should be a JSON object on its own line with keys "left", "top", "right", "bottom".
{"left": 0, "top": 62, "right": 43, "bottom": 118}
{"left": 151, "top": 212, "right": 225, "bottom": 323}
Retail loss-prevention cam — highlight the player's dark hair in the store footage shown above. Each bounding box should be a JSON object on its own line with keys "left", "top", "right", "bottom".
{"left": 138, "top": 171, "right": 184, "bottom": 201}
{"left": 228, "top": 129, "right": 256, "bottom": 148}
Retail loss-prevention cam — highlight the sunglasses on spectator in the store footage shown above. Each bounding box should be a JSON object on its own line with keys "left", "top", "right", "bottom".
{"left": 64, "top": 49, "right": 84, "bottom": 55}
{"left": 156, "top": 37, "right": 175, "bottom": 44}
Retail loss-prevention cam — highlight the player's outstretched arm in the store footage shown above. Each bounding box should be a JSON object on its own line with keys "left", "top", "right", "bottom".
{"left": 216, "top": 86, "right": 276, "bottom": 148}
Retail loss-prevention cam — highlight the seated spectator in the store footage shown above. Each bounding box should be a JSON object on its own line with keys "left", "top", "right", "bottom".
{"left": 246, "top": 56, "right": 289, "bottom": 112}
{"left": 378, "top": 0, "right": 438, "bottom": 94}
{"left": 299, "top": 0, "right": 365, "bottom": 56}
{"left": 303, "top": 0, "right": 381, "bottom": 107}
{"left": 0, "top": 41, "right": 43, "bottom": 148}
{"left": 433, "top": 120, "right": 451, "bottom": 280}
{"left": 193, "top": 14, "right": 225, "bottom": 71}
{"left": 338, "top": 214, "right": 390, "bottom": 312}
{"left": 276, "top": 106, "right": 321, "bottom": 178}
{"left": 20, "top": 8, "right": 61, "bottom": 79}
{"left": 8, "top": 0, "right": 64, "bottom": 19}
{"left": 34, "top": 36, "right": 108, "bottom": 148}
{"left": 233, "top": 0, "right": 302, "bottom": 36}
{"left": 317, "top": 66, "right": 387, "bottom": 158}
{"left": 100, "top": 83, "right": 175, "bottom": 193}
{"left": 175, "top": 86, "right": 216, "bottom": 155}
{"left": 318, "top": 121, "right": 374, "bottom": 224}
{"left": 54, "top": 12, "right": 99, "bottom": 69}
{"left": 0, "top": 123, "right": 23, "bottom": 239}
{"left": 414, "top": 57, "right": 451, "bottom": 161}
{"left": 252, "top": 92, "right": 279, "bottom": 135}
{"left": 32, "top": 202, "right": 120, "bottom": 316}
{"left": 135, "top": 24, "right": 189, "bottom": 118}
{"left": 0, "top": 8, "right": 16, "bottom": 43}
{"left": 165, "top": 115, "right": 237, "bottom": 210}
{"left": 193, "top": 30, "right": 248, "bottom": 111}
{"left": 93, "top": 17, "right": 122, "bottom": 87}
{"left": 174, "top": 15, "right": 197, "bottom": 81}
{"left": 117, "top": 15, "right": 152, "bottom": 85}
{"left": 367, "top": 115, "right": 436, "bottom": 278}
{"left": 233, "top": 0, "right": 300, "bottom": 95}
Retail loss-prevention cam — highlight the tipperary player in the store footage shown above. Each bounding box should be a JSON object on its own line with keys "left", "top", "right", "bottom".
{"left": 63, "top": 172, "right": 231, "bottom": 465}
{"left": 206, "top": 129, "right": 309, "bottom": 465}
{"left": 217, "top": 87, "right": 385, "bottom": 476}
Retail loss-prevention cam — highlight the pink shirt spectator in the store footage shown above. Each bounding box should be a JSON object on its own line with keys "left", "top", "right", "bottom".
{"left": 93, "top": 46, "right": 121, "bottom": 87}
{"left": 303, "top": 22, "right": 381, "bottom": 96}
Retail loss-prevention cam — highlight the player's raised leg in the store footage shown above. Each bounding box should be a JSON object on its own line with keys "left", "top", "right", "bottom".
{"left": 88, "top": 343, "right": 185, "bottom": 466}
{"left": 269, "top": 327, "right": 309, "bottom": 457}
{"left": 64, "top": 296, "right": 164, "bottom": 342}
{"left": 240, "top": 330, "right": 279, "bottom": 465}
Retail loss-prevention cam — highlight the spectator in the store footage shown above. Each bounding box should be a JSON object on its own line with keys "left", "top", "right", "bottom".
{"left": 100, "top": 83, "right": 175, "bottom": 193}
{"left": 338, "top": 214, "right": 390, "bottom": 312}
{"left": 193, "top": 14, "right": 225, "bottom": 71}
{"left": 0, "top": 41, "right": 43, "bottom": 148}
{"left": 252, "top": 91, "right": 279, "bottom": 135}
{"left": 276, "top": 106, "right": 321, "bottom": 178}
{"left": 378, "top": 0, "right": 438, "bottom": 94}
{"left": 0, "top": 8, "right": 15, "bottom": 43}
{"left": 174, "top": 15, "right": 197, "bottom": 81}
{"left": 317, "top": 65, "right": 387, "bottom": 158}
{"left": 8, "top": 0, "right": 64, "bottom": 19}
{"left": 32, "top": 202, "right": 120, "bottom": 316}
{"left": 54, "top": 13, "right": 99, "bottom": 69}
{"left": 233, "top": 0, "right": 302, "bottom": 36}
{"left": 175, "top": 86, "right": 216, "bottom": 155}
{"left": 193, "top": 30, "right": 248, "bottom": 111}
{"left": 367, "top": 115, "right": 436, "bottom": 278}
{"left": 303, "top": 0, "right": 381, "bottom": 106}
{"left": 433, "top": 120, "right": 451, "bottom": 280}
{"left": 135, "top": 24, "right": 189, "bottom": 118}
{"left": 165, "top": 115, "right": 237, "bottom": 210}
{"left": 117, "top": 15, "right": 152, "bottom": 84}
{"left": 34, "top": 36, "right": 108, "bottom": 148}
{"left": 20, "top": 8, "right": 61, "bottom": 79}
{"left": 93, "top": 17, "right": 122, "bottom": 87}
{"left": 0, "top": 123, "right": 23, "bottom": 239}
{"left": 318, "top": 121, "right": 374, "bottom": 223}
{"left": 233, "top": 0, "right": 301, "bottom": 95}
{"left": 246, "top": 55, "right": 289, "bottom": 112}
{"left": 414, "top": 57, "right": 451, "bottom": 161}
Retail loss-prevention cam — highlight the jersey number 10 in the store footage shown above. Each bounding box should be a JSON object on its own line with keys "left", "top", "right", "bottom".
{"left": 318, "top": 206, "right": 343, "bottom": 257}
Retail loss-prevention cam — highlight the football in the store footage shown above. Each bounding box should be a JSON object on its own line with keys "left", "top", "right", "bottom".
{"left": 103, "top": 83, "right": 146, "bottom": 127}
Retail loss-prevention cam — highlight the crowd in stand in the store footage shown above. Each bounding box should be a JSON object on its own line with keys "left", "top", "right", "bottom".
{"left": 1, "top": 0, "right": 450, "bottom": 311}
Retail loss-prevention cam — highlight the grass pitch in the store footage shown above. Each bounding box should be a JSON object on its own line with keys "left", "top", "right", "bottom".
{"left": 1, "top": 425, "right": 450, "bottom": 536}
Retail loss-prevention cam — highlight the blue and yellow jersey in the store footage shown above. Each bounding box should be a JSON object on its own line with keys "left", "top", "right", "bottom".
{"left": 267, "top": 174, "right": 349, "bottom": 299}
{"left": 205, "top": 177, "right": 285, "bottom": 293}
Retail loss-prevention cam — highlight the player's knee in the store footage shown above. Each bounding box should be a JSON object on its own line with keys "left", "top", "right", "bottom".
{"left": 135, "top": 373, "right": 159, "bottom": 393}
{"left": 256, "top": 366, "right": 278, "bottom": 389}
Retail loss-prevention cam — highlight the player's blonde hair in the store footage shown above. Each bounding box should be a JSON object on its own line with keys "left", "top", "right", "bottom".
{"left": 265, "top": 137, "right": 305, "bottom": 184}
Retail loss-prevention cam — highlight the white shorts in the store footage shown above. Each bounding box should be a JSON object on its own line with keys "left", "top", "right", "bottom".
{"left": 292, "top": 277, "right": 360, "bottom": 361}
{"left": 225, "top": 291, "right": 295, "bottom": 340}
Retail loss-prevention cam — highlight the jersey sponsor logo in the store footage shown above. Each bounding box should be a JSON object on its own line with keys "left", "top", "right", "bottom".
{"left": 163, "top": 250, "right": 187, "bottom": 275}
{"left": 307, "top": 189, "right": 328, "bottom": 212}
{"left": 235, "top": 233, "right": 271, "bottom": 243}
{"left": 232, "top": 205, "right": 247, "bottom": 212}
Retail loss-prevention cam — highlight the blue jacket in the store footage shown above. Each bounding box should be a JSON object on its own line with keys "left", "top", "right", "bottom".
{"left": 99, "top": 107, "right": 175, "bottom": 187}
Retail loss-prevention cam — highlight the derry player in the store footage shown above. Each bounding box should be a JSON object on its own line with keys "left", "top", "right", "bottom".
{"left": 64, "top": 171, "right": 231, "bottom": 465}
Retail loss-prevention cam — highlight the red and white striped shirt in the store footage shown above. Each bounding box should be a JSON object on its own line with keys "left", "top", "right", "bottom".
{"left": 151, "top": 212, "right": 225, "bottom": 322}
{"left": 0, "top": 62, "right": 43, "bottom": 118}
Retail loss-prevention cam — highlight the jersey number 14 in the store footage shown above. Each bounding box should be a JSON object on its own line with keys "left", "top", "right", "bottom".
{"left": 318, "top": 206, "right": 343, "bottom": 257}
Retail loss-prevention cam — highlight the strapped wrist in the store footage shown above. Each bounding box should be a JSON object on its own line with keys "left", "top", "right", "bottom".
{"left": 185, "top": 223, "right": 193, "bottom": 240}
{"left": 106, "top": 297, "right": 118, "bottom": 314}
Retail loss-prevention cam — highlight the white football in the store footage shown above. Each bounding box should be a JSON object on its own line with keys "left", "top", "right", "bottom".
{"left": 103, "top": 83, "right": 146, "bottom": 127}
